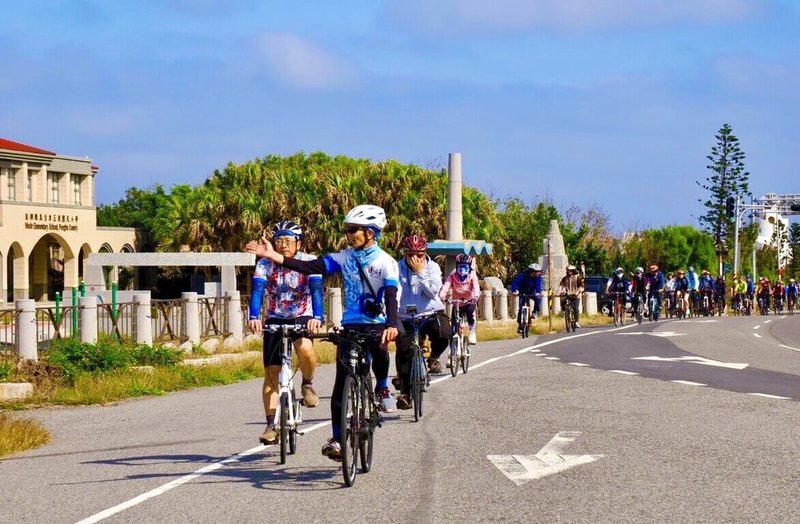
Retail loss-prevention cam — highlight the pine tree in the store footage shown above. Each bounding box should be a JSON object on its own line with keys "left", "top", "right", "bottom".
{"left": 697, "top": 124, "right": 752, "bottom": 252}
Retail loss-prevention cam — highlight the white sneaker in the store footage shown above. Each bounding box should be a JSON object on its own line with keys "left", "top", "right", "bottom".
{"left": 468, "top": 332, "right": 477, "bottom": 345}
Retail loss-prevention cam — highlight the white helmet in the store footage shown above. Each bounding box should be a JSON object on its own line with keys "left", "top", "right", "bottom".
{"left": 344, "top": 205, "right": 387, "bottom": 230}
{"left": 528, "top": 263, "right": 542, "bottom": 271}
{"left": 635, "top": 267, "right": 643, "bottom": 274}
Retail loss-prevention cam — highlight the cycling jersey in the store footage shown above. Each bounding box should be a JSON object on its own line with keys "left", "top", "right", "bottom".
{"left": 607, "top": 274, "right": 629, "bottom": 294}
{"left": 787, "top": 284, "right": 798, "bottom": 297}
{"left": 649, "top": 271, "right": 665, "bottom": 291}
{"left": 699, "top": 276, "right": 715, "bottom": 292}
{"left": 631, "top": 275, "right": 648, "bottom": 296}
{"left": 511, "top": 272, "right": 543, "bottom": 296}
{"left": 440, "top": 270, "right": 480, "bottom": 302}
{"left": 687, "top": 271, "right": 699, "bottom": 291}
{"left": 773, "top": 284, "right": 785, "bottom": 298}
{"left": 397, "top": 256, "right": 445, "bottom": 319}
{"left": 249, "top": 252, "right": 322, "bottom": 320}
{"left": 674, "top": 277, "right": 689, "bottom": 292}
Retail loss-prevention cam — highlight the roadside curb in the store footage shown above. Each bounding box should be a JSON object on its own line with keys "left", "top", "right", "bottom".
{"left": 0, "top": 382, "right": 34, "bottom": 400}
{"left": 181, "top": 351, "right": 261, "bottom": 367}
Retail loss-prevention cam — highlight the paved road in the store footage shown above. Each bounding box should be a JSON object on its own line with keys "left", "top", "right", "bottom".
{"left": 3, "top": 316, "right": 800, "bottom": 522}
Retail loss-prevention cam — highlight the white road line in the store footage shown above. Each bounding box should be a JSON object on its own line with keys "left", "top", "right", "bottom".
{"left": 568, "top": 363, "right": 590, "bottom": 367}
{"left": 753, "top": 325, "right": 760, "bottom": 330}
{"left": 670, "top": 380, "right": 706, "bottom": 386}
{"left": 609, "top": 370, "right": 638, "bottom": 376}
{"left": 77, "top": 322, "right": 640, "bottom": 523}
{"left": 749, "top": 393, "right": 791, "bottom": 400}
{"left": 533, "top": 353, "right": 547, "bottom": 357}
{"left": 544, "top": 357, "right": 560, "bottom": 360}
{"left": 764, "top": 319, "right": 773, "bottom": 324}
{"left": 779, "top": 344, "right": 800, "bottom": 353}
{"left": 753, "top": 333, "right": 762, "bottom": 338}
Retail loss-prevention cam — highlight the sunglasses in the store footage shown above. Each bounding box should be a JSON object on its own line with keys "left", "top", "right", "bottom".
{"left": 345, "top": 226, "right": 363, "bottom": 235}
{"left": 406, "top": 251, "right": 426, "bottom": 257}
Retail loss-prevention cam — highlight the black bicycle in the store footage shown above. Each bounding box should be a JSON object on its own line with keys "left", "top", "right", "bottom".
{"left": 517, "top": 294, "right": 535, "bottom": 338}
{"left": 562, "top": 293, "right": 579, "bottom": 332}
{"left": 312, "top": 328, "right": 383, "bottom": 487}
{"left": 633, "top": 293, "right": 644, "bottom": 325}
{"left": 403, "top": 306, "right": 432, "bottom": 422}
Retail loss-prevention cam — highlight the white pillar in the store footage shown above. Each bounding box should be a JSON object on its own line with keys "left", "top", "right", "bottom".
{"left": 584, "top": 292, "right": 598, "bottom": 315}
{"left": 134, "top": 294, "right": 152, "bottom": 345}
{"left": 497, "top": 289, "right": 509, "bottom": 321}
{"left": 539, "top": 295, "right": 549, "bottom": 316}
{"left": 481, "top": 289, "right": 494, "bottom": 323}
{"left": 182, "top": 292, "right": 200, "bottom": 350}
{"left": 16, "top": 299, "right": 37, "bottom": 361}
{"left": 79, "top": 296, "right": 98, "bottom": 343}
{"left": 447, "top": 153, "right": 463, "bottom": 242}
{"left": 510, "top": 293, "right": 520, "bottom": 319}
{"left": 221, "top": 266, "right": 236, "bottom": 295}
{"left": 328, "top": 288, "right": 343, "bottom": 328}
{"left": 224, "top": 290, "right": 243, "bottom": 348}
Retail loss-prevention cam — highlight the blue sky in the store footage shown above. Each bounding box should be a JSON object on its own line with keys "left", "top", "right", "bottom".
{"left": 2, "top": 0, "right": 798, "bottom": 232}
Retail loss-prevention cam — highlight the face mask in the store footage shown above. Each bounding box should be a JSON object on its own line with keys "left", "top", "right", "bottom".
{"left": 457, "top": 264, "right": 470, "bottom": 276}
{"left": 616, "top": 272, "right": 623, "bottom": 277}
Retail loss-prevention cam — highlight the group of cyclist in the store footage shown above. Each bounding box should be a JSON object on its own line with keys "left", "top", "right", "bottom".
{"left": 600, "top": 263, "right": 799, "bottom": 318}
{"left": 245, "top": 205, "right": 481, "bottom": 462}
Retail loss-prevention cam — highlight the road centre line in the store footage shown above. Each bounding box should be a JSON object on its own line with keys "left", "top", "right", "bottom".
{"left": 779, "top": 344, "right": 800, "bottom": 353}
{"left": 749, "top": 393, "right": 790, "bottom": 400}
{"left": 671, "top": 380, "right": 706, "bottom": 386}
{"left": 77, "top": 323, "right": 639, "bottom": 523}
{"left": 609, "top": 370, "right": 638, "bottom": 375}
{"left": 753, "top": 325, "right": 760, "bottom": 330}
{"left": 764, "top": 319, "right": 773, "bottom": 324}
{"left": 753, "top": 333, "right": 762, "bottom": 338}
{"left": 568, "top": 363, "right": 590, "bottom": 367}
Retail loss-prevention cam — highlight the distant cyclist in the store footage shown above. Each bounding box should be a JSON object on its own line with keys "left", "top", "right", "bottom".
{"left": 757, "top": 277, "right": 772, "bottom": 313}
{"left": 630, "top": 267, "right": 648, "bottom": 315}
{"left": 687, "top": 267, "right": 700, "bottom": 313}
{"left": 699, "top": 270, "right": 715, "bottom": 312}
{"left": 787, "top": 279, "right": 798, "bottom": 310}
{"left": 248, "top": 204, "right": 400, "bottom": 461}
{"left": 772, "top": 279, "right": 785, "bottom": 312}
{"left": 394, "top": 234, "right": 449, "bottom": 409}
{"left": 247, "top": 220, "right": 324, "bottom": 445}
{"left": 674, "top": 269, "right": 690, "bottom": 312}
{"left": 606, "top": 267, "right": 629, "bottom": 313}
{"left": 560, "top": 265, "right": 585, "bottom": 328}
{"left": 714, "top": 274, "right": 726, "bottom": 314}
{"left": 511, "top": 263, "right": 544, "bottom": 332}
{"left": 439, "top": 254, "right": 481, "bottom": 345}
{"left": 648, "top": 264, "right": 665, "bottom": 320}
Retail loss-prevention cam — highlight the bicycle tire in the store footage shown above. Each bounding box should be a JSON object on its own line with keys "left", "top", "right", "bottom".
{"left": 340, "top": 374, "right": 359, "bottom": 486}
{"left": 279, "top": 392, "right": 288, "bottom": 465}
{"left": 410, "top": 346, "right": 424, "bottom": 422}
{"left": 289, "top": 392, "right": 298, "bottom": 455}
{"left": 461, "top": 336, "right": 470, "bottom": 374}
{"left": 519, "top": 307, "right": 529, "bottom": 339}
{"left": 449, "top": 337, "right": 458, "bottom": 377}
{"left": 358, "top": 379, "right": 374, "bottom": 473}
{"left": 613, "top": 302, "right": 620, "bottom": 327}
{"left": 565, "top": 303, "right": 572, "bottom": 332}
{"left": 523, "top": 320, "right": 530, "bottom": 338}
{"left": 636, "top": 301, "right": 643, "bottom": 325}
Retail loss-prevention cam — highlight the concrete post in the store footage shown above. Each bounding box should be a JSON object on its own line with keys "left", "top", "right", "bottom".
{"left": 481, "top": 289, "right": 494, "bottom": 323}
{"left": 584, "top": 292, "right": 598, "bottom": 315}
{"left": 182, "top": 292, "right": 200, "bottom": 351}
{"left": 539, "top": 295, "right": 550, "bottom": 317}
{"left": 510, "top": 293, "right": 520, "bottom": 319}
{"left": 328, "top": 288, "right": 343, "bottom": 328}
{"left": 79, "top": 296, "right": 98, "bottom": 344}
{"left": 221, "top": 266, "right": 236, "bottom": 295}
{"left": 224, "top": 290, "right": 243, "bottom": 348}
{"left": 16, "top": 299, "right": 37, "bottom": 361}
{"left": 497, "top": 289, "right": 509, "bottom": 321}
{"left": 446, "top": 153, "right": 463, "bottom": 242}
{"left": 551, "top": 296, "right": 562, "bottom": 315}
{"left": 133, "top": 294, "right": 152, "bottom": 345}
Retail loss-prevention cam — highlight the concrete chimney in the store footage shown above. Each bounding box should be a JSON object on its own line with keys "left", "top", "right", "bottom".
{"left": 447, "top": 153, "right": 463, "bottom": 241}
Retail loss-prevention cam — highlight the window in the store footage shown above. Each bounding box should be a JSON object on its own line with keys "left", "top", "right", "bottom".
{"left": 48, "top": 172, "right": 59, "bottom": 204}
{"left": 7, "top": 169, "right": 16, "bottom": 201}
{"left": 71, "top": 174, "right": 81, "bottom": 205}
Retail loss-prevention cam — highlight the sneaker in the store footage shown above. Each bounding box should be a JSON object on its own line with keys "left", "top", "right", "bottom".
{"left": 301, "top": 383, "right": 319, "bottom": 408}
{"left": 428, "top": 359, "right": 442, "bottom": 374}
{"left": 396, "top": 393, "right": 412, "bottom": 410}
{"left": 468, "top": 332, "right": 477, "bottom": 345}
{"left": 258, "top": 425, "right": 279, "bottom": 445}
{"left": 517, "top": 326, "right": 523, "bottom": 334}
{"left": 376, "top": 387, "right": 396, "bottom": 413}
{"left": 575, "top": 322, "right": 581, "bottom": 329}
{"left": 391, "top": 376, "right": 401, "bottom": 391}
{"left": 321, "top": 438, "right": 342, "bottom": 461}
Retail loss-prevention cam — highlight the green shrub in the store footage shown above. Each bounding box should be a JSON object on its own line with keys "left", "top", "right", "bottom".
{"left": 129, "top": 344, "right": 182, "bottom": 367}
{"left": 0, "top": 360, "right": 12, "bottom": 381}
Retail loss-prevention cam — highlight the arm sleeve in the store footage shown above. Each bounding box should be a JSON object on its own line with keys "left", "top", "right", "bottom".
{"left": 417, "top": 260, "right": 443, "bottom": 299}
{"left": 383, "top": 285, "right": 399, "bottom": 328}
{"left": 471, "top": 274, "right": 481, "bottom": 300}
{"left": 248, "top": 278, "right": 265, "bottom": 320}
{"left": 280, "top": 256, "right": 328, "bottom": 275}
{"left": 511, "top": 274, "right": 522, "bottom": 293}
{"left": 439, "top": 274, "right": 452, "bottom": 301}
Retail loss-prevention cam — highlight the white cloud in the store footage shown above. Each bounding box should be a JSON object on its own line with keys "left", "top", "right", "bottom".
{"left": 387, "top": 0, "right": 770, "bottom": 34}
{"left": 251, "top": 33, "right": 360, "bottom": 90}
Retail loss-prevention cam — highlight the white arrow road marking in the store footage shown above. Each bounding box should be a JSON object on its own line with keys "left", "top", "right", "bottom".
{"left": 754, "top": 333, "right": 762, "bottom": 338}
{"left": 488, "top": 431, "right": 604, "bottom": 485}
{"left": 616, "top": 331, "right": 685, "bottom": 338}
{"left": 753, "top": 325, "right": 761, "bottom": 330}
{"left": 631, "top": 356, "right": 749, "bottom": 370}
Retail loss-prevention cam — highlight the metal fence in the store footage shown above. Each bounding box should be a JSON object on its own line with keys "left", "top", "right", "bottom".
{"left": 98, "top": 302, "right": 135, "bottom": 343}
{"left": 34, "top": 305, "right": 79, "bottom": 352}
{"left": 199, "top": 297, "right": 229, "bottom": 340}
{"left": 151, "top": 298, "right": 188, "bottom": 345}
{"left": 0, "top": 309, "right": 17, "bottom": 356}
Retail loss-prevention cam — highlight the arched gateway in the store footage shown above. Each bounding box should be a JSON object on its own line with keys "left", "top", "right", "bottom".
{"left": 0, "top": 138, "right": 138, "bottom": 303}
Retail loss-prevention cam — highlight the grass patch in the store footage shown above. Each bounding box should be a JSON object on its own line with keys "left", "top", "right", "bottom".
{"left": 477, "top": 314, "right": 614, "bottom": 342}
{"left": 0, "top": 411, "right": 51, "bottom": 457}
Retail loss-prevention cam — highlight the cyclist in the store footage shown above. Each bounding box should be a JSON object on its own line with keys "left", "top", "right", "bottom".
{"left": 606, "top": 267, "right": 629, "bottom": 318}
{"left": 757, "top": 277, "right": 771, "bottom": 314}
{"left": 248, "top": 220, "right": 324, "bottom": 445}
{"left": 648, "top": 264, "right": 665, "bottom": 320}
{"left": 663, "top": 272, "right": 675, "bottom": 316}
{"left": 772, "top": 279, "right": 785, "bottom": 313}
{"left": 745, "top": 275, "right": 755, "bottom": 305}
{"left": 674, "top": 269, "right": 690, "bottom": 313}
{"left": 439, "top": 253, "right": 481, "bottom": 345}
{"left": 630, "top": 267, "right": 648, "bottom": 316}
{"left": 511, "top": 263, "right": 544, "bottom": 332}
{"left": 394, "top": 234, "right": 449, "bottom": 409}
{"left": 559, "top": 265, "right": 585, "bottom": 327}
{"left": 247, "top": 204, "right": 400, "bottom": 461}
{"left": 733, "top": 275, "right": 748, "bottom": 314}
{"left": 714, "top": 274, "right": 727, "bottom": 314}
{"left": 686, "top": 266, "right": 700, "bottom": 314}
{"left": 787, "top": 278, "right": 798, "bottom": 311}
{"left": 699, "top": 270, "right": 715, "bottom": 313}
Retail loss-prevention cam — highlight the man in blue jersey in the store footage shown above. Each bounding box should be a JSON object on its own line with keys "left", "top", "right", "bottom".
{"left": 248, "top": 220, "right": 324, "bottom": 446}
{"left": 247, "top": 205, "right": 399, "bottom": 461}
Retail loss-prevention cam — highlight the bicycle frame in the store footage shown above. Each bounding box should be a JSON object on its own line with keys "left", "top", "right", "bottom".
{"left": 449, "top": 299, "right": 473, "bottom": 375}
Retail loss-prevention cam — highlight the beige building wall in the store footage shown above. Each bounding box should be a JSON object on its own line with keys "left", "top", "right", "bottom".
{"left": 1, "top": 144, "right": 137, "bottom": 304}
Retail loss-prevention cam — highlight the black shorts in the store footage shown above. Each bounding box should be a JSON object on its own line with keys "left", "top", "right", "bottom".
{"left": 262, "top": 316, "right": 312, "bottom": 368}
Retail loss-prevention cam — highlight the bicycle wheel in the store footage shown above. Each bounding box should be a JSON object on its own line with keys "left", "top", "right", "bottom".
{"left": 613, "top": 301, "right": 620, "bottom": 327}
{"left": 358, "top": 379, "right": 374, "bottom": 473}
{"left": 279, "top": 392, "right": 288, "bottom": 465}
{"left": 519, "top": 307, "right": 529, "bottom": 339}
{"left": 340, "top": 375, "right": 359, "bottom": 486}
{"left": 461, "top": 335, "right": 470, "bottom": 374}
{"left": 289, "top": 391, "right": 298, "bottom": 455}
{"left": 449, "top": 337, "right": 459, "bottom": 377}
{"left": 410, "top": 347, "right": 424, "bottom": 422}
{"left": 565, "top": 304, "right": 573, "bottom": 332}
{"left": 636, "top": 301, "right": 643, "bottom": 325}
